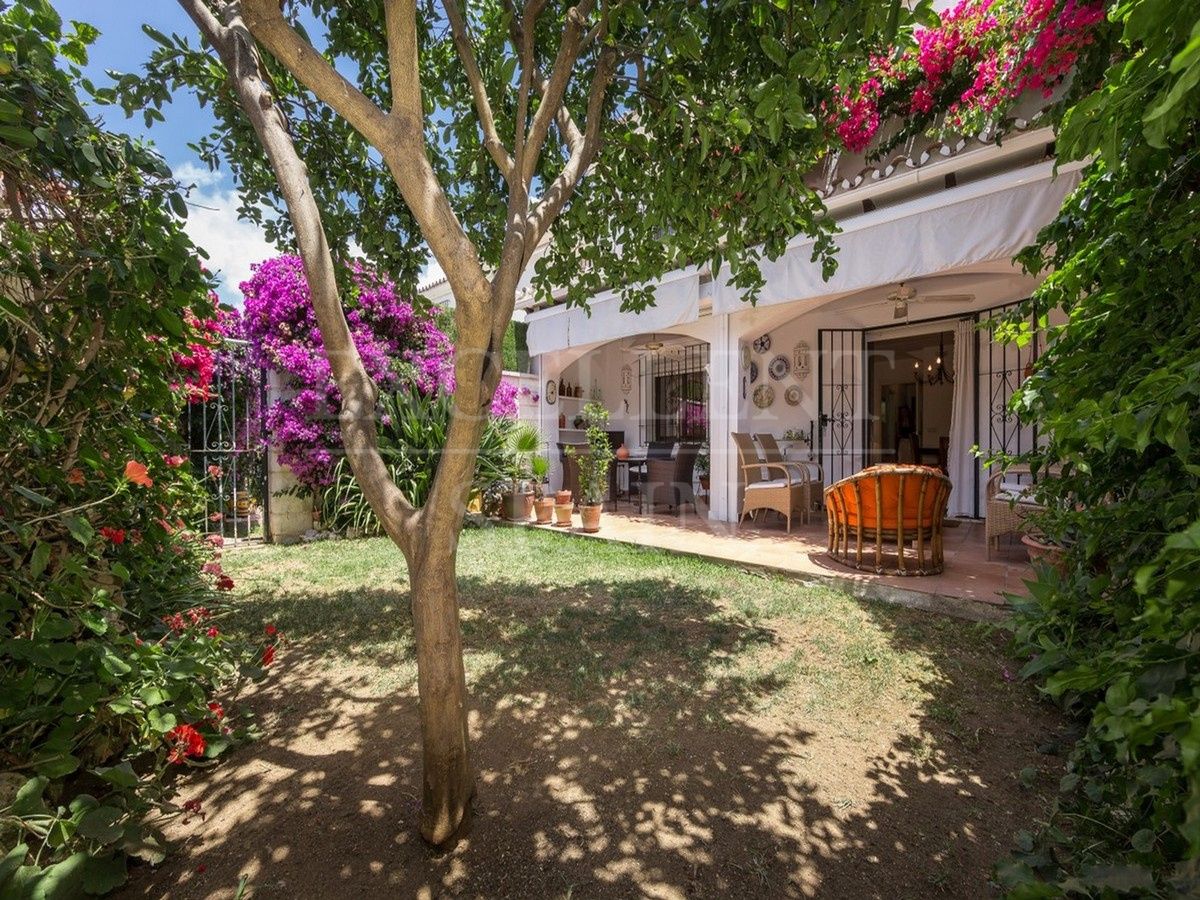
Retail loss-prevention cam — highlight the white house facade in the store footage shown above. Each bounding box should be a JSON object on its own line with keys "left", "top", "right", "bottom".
{"left": 423, "top": 111, "right": 1080, "bottom": 529}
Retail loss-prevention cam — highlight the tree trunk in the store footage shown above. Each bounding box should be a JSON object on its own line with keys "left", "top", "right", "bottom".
{"left": 408, "top": 531, "right": 473, "bottom": 846}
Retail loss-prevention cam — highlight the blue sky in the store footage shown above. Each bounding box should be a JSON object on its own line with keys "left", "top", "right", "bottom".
{"left": 55, "top": 3, "right": 441, "bottom": 303}
{"left": 56, "top": 2, "right": 279, "bottom": 303}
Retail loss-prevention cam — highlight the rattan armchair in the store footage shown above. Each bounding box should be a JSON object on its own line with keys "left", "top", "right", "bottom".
{"left": 643, "top": 443, "right": 700, "bottom": 513}
{"left": 755, "top": 433, "right": 823, "bottom": 511}
{"left": 733, "top": 432, "right": 810, "bottom": 532}
{"left": 824, "top": 464, "right": 952, "bottom": 575}
{"left": 985, "top": 464, "right": 1041, "bottom": 558}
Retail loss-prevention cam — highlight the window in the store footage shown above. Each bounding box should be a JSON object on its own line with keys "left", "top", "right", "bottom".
{"left": 639, "top": 342, "right": 709, "bottom": 443}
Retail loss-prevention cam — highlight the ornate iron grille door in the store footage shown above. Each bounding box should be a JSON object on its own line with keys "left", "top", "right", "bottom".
{"left": 817, "top": 329, "right": 866, "bottom": 485}
{"left": 183, "top": 339, "right": 269, "bottom": 542}
{"left": 973, "top": 303, "right": 1040, "bottom": 515}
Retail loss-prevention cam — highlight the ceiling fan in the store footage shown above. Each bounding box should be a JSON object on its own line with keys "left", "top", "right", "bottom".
{"left": 884, "top": 282, "right": 975, "bottom": 319}
{"left": 624, "top": 332, "right": 683, "bottom": 354}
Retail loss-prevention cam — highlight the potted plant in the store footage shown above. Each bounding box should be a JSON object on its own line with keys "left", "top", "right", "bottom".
{"left": 566, "top": 401, "right": 613, "bottom": 533}
{"left": 531, "top": 454, "right": 554, "bottom": 524}
{"left": 501, "top": 422, "right": 541, "bottom": 521}
{"left": 695, "top": 447, "right": 710, "bottom": 492}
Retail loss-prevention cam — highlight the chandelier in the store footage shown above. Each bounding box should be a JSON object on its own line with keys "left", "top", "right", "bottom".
{"left": 913, "top": 333, "right": 954, "bottom": 385}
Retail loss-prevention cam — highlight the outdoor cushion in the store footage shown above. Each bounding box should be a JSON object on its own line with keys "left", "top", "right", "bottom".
{"left": 746, "top": 479, "right": 790, "bottom": 490}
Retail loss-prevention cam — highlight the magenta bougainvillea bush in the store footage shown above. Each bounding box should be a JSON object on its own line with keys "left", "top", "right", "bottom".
{"left": 239, "top": 255, "right": 516, "bottom": 491}
{"left": 828, "top": 0, "right": 1105, "bottom": 152}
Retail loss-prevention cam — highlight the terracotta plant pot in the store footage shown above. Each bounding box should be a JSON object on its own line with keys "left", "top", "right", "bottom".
{"left": 501, "top": 491, "right": 528, "bottom": 521}
{"left": 579, "top": 503, "right": 602, "bottom": 533}
{"left": 523, "top": 491, "right": 535, "bottom": 518}
{"left": 534, "top": 497, "right": 554, "bottom": 524}
{"left": 616, "top": 443, "right": 630, "bottom": 460}
{"left": 553, "top": 503, "right": 573, "bottom": 527}
{"left": 555, "top": 490, "right": 572, "bottom": 506}
{"left": 1021, "top": 533, "right": 1068, "bottom": 574}
{"left": 699, "top": 475, "right": 710, "bottom": 491}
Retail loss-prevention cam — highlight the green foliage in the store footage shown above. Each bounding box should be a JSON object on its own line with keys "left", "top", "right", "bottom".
{"left": 0, "top": 4, "right": 266, "bottom": 891}
{"left": 319, "top": 387, "right": 515, "bottom": 534}
{"left": 995, "top": 1, "right": 1200, "bottom": 894}
{"left": 120, "top": 0, "right": 914, "bottom": 304}
{"left": 568, "top": 402, "right": 613, "bottom": 506}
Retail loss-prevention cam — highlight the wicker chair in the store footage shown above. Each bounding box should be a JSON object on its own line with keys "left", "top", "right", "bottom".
{"left": 824, "top": 464, "right": 952, "bottom": 575}
{"left": 755, "top": 433, "right": 823, "bottom": 511}
{"left": 643, "top": 443, "right": 700, "bottom": 513}
{"left": 733, "top": 432, "right": 810, "bottom": 532}
{"left": 985, "top": 464, "right": 1041, "bottom": 558}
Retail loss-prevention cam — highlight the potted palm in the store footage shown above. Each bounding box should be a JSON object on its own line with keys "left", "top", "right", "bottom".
{"left": 566, "top": 401, "right": 612, "bottom": 533}
{"left": 501, "top": 422, "right": 541, "bottom": 521}
{"left": 531, "top": 454, "right": 554, "bottom": 524}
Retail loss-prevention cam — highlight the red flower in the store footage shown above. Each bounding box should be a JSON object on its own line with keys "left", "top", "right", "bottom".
{"left": 206, "top": 534, "right": 225, "bottom": 549}
{"left": 206, "top": 626, "right": 220, "bottom": 638}
{"left": 264, "top": 624, "right": 278, "bottom": 637}
{"left": 201, "top": 560, "right": 223, "bottom": 575}
{"left": 165, "top": 724, "right": 206, "bottom": 763}
{"left": 66, "top": 468, "right": 86, "bottom": 485}
{"left": 196, "top": 864, "right": 208, "bottom": 874}
{"left": 186, "top": 607, "right": 212, "bottom": 625}
{"left": 99, "top": 526, "right": 126, "bottom": 545}
{"left": 208, "top": 512, "right": 223, "bottom": 522}
{"left": 216, "top": 574, "right": 235, "bottom": 591}
{"left": 163, "top": 612, "right": 186, "bottom": 633}
{"left": 124, "top": 460, "right": 153, "bottom": 488}
{"left": 207, "top": 701, "right": 225, "bottom": 720}
{"left": 163, "top": 454, "right": 187, "bottom": 468}
{"left": 207, "top": 464, "right": 222, "bottom": 479}
{"left": 261, "top": 644, "right": 276, "bottom": 667}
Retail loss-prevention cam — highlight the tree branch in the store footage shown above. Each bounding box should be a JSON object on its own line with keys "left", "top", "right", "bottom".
{"left": 384, "top": 0, "right": 422, "bottom": 124}
{"left": 178, "top": 0, "right": 419, "bottom": 543}
{"left": 442, "top": 0, "right": 516, "bottom": 183}
{"left": 240, "top": 0, "right": 393, "bottom": 149}
{"left": 519, "top": 0, "right": 596, "bottom": 187}
{"left": 525, "top": 46, "right": 616, "bottom": 252}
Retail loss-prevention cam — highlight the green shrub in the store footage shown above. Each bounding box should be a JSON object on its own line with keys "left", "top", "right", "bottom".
{"left": 996, "top": 1, "right": 1200, "bottom": 893}
{"left": 319, "top": 386, "right": 515, "bottom": 534}
{"left": 0, "top": 6, "right": 272, "bottom": 893}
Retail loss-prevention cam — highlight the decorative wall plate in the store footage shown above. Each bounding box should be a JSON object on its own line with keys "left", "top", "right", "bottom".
{"left": 784, "top": 385, "right": 802, "bottom": 406}
{"left": 620, "top": 364, "right": 634, "bottom": 394}
{"left": 768, "top": 354, "right": 790, "bottom": 381}
{"left": 753, "top": 384, "right": 775, "bottom": 409}
{"left": 749, "top": 361, "right": 759, "bottom": 383}
{"left": 753, "top": 333, "right": 772, "bottom": 354}
{"left": 740, "top": 345, "right": 751, "bottom": 370}
{"left": 793, "top": 341, "right": 811, "bottom": 381}
{"left": 545, "top": 378, "right": 558, "bottom": 405}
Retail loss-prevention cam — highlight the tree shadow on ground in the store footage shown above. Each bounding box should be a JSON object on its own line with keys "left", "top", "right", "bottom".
{"left": 119, "top": 566, "right": 1066, "bottom": 900}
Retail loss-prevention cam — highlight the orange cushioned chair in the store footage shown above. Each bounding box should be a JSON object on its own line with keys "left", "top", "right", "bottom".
{"left": 824, "top": 464, "right": 952, "bottom": 575}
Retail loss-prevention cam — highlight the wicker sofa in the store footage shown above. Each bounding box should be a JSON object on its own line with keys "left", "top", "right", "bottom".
{"left": 824, "top": 464, "right": 952, "bottom": 575}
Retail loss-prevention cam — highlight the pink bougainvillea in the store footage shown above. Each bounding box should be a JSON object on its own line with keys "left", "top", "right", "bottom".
{"left": 827, "top": 0, "right": 1104, "bottom": 152}
{"left": 240, "top": 255, "right": 518, "bottom": 490}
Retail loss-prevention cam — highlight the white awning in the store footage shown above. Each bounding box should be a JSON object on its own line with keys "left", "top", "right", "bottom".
{"left": 712, "top": 159, "right": 1081, "bottom": 314}
{"left": 525, "top": 269, "right": 700, "bottom": 357}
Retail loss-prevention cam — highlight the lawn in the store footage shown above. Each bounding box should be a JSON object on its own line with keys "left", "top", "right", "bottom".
{"left": 121, "top": 527, "right": 1064, "bottom": 899}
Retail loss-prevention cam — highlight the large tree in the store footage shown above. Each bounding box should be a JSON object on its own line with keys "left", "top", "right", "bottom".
{"left": 126, "top": 0, "right": 914, "bottom": 845}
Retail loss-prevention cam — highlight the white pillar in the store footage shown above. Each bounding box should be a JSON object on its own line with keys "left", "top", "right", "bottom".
{"left": 265, "top": 371, "right": 312, "bottom": 543}
{"left": 709, "top": 312, "right": 740, "bottom": 524}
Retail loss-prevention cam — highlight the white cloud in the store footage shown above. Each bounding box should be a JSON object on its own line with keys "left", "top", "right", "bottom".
{"left": 173, "top": 160, "right": 226, "bottom": 191}
{"left": 419, "top": 256, "right": 445, "bottom": 288}
{"left": 174, "top": 162, "right": 276, "bottom": 305}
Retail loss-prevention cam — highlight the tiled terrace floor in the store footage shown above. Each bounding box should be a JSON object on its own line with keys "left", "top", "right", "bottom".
{"left": 541, "top": 503, "right": 1033, "bottom": 621}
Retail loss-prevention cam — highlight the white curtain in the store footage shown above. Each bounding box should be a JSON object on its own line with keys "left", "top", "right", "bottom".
{"left": 947, "top": 317, "right": 976, "bottom": 517}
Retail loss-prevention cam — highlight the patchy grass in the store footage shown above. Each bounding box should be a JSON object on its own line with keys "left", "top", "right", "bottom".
{"left": 128, "top": 526, "right": 1065, "bottom": 899}
{"left": 224, "top": 527, "right": 1005, "bottom": 731}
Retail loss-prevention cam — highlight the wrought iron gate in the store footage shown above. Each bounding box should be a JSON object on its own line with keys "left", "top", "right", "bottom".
{"left": 817, "top": 328, "right": 866, "bottom": 485}
{"left": 973, "top": 303, "right": 1040, "bottom": 514}
{"left": 182, "top": 339, "right": 269, "bottom": 542}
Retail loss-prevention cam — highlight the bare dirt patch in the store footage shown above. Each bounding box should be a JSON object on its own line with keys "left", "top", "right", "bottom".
{"left": 117, "top": 531, "right": 1065, "bottom": 899}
